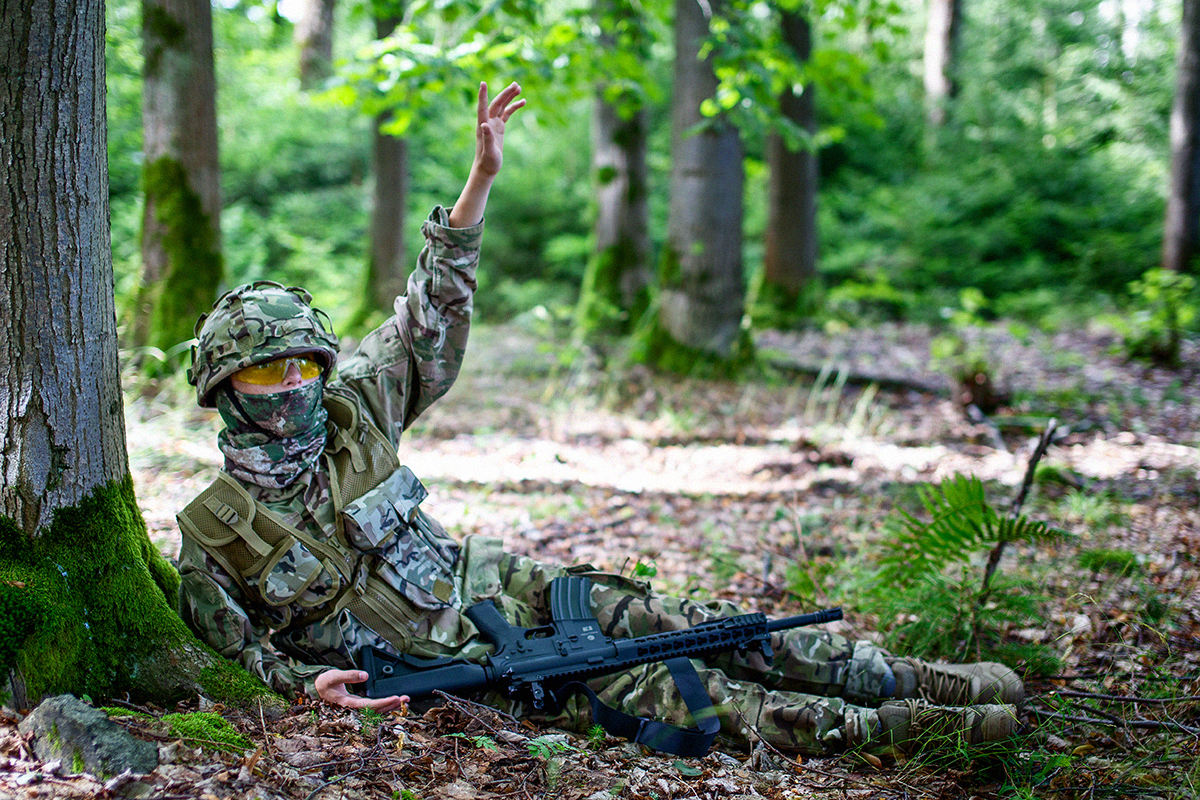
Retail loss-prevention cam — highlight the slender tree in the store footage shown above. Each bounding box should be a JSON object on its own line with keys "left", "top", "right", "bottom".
{"left": 1, "top": 0, "right": 264, "bottom": 707}
{"left": 760, "top": 9, "right": 818, "bottom": 316}
{"left": 296, "top": 0, "right": 337, "bottom": 90}
{"left": 923, "top": 0, "right": 963, "bottom": 128}
{"left": 358, "top": 3, "right": 409, "bottom": 320}
{"left": 575, "top": 0, "right": 655, "bottom": 339}
{"left": 1164, "top": 0, "right": 1200, "bottom": 273}
{"left": 645, "top": 0, "right": 749, "bottom": 371}
{"left": 136, "top": 0, "right": 223, "bottom": 368}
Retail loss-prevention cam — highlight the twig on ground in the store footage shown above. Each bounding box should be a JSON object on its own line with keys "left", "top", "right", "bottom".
{"left": 1049, "top": 690, "right": 1200, "bottom": 705}
{"left": 1032, "top": 706, "right": 1200, "bottom": 735}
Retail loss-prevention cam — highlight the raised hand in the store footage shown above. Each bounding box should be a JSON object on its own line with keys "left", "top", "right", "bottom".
{"left": 473, "top": 81, "right": 525, "bottom": 178}
{"left": 449, "top": 80, "right": 527, "bottom": 228}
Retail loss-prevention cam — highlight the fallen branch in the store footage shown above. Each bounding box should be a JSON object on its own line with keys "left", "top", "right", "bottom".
{"left": 1031, "top": 706, "right": 1200, "bottom": 735}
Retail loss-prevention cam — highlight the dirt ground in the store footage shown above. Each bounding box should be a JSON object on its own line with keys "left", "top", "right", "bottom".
{"left": 2, "top": 320, "right": 1198, "bottom": 799}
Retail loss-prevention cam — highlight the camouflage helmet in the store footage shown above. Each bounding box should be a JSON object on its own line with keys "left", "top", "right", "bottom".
{"left": 188, "top": 280, "right": 339, "bottom": 407}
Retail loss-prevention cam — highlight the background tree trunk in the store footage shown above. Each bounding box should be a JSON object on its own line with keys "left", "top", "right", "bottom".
{"left": 762, "top": 11, "right": 818, "bottom": 309}
{"left": 137, "top": 0, "right": 223, "bottom": 367}
{"left": 1164, "top": 0, "right": 1200, "bottom": 273}
{"left": 362, "top": 9, "right": 408, "bottom": 318}
{"left": 1, "top": 0, "right": 269, "bottom": 708}
{"left": 575, "top": 0, "right": 653, "bottom": 339}
{"left": 923, "top": 0, "right": 963, "bottom": 128}
{"left": 295, "top": 0, "right": 337, "bottom": 90}
{"left": 653, "top": 0, "right": 747, "bottom": 365}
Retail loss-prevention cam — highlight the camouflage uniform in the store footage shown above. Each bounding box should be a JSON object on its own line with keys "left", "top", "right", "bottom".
{"left": 178, "top": 207, "right": 894, "bottom": 755}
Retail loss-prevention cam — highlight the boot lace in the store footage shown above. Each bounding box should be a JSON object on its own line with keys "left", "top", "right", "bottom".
{"left": 903, "top": 657, "right": 973, "bottom": 704}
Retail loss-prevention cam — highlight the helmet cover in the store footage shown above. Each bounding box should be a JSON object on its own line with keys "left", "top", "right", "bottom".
{"left": 188, "top": 280, "right": 339, "bottom": 407}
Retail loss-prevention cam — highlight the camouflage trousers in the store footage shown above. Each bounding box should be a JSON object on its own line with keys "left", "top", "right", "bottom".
{"left": 445, "top": 538, "right": 892, "bottom": 755}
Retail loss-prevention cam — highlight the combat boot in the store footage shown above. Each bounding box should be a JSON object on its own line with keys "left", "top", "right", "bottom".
{"left": 849, "top": 699, "right": 1020, "bottom": 754}
{"left": 887, "top": 657, "right": 1024, "bottom": 707}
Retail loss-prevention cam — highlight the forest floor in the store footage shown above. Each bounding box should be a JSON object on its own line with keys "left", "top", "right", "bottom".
{"left": 3, "top": 319, "right": 1199, "bottom": 799}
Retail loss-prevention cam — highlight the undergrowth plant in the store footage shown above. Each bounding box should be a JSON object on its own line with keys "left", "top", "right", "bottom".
{"left": 867, "top": 474, "right": 1070, "bottom": 668}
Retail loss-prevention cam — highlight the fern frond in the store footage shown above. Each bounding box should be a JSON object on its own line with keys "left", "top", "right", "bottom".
{"left": 876, "top": 474, "right": 1069, "bottom": 589}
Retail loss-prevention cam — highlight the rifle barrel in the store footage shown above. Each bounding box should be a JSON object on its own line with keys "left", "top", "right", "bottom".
{"left": 765, "top": 607, "right": 842, "bottom": 633}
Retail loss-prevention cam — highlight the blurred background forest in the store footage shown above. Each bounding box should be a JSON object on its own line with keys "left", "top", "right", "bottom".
{"left": 107, "top": 0, "right": 1199, "bottom": 373}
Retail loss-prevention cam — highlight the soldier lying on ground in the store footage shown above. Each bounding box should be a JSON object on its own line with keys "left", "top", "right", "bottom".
{"left": 176, "top": 80, "right": 1024, "bottom": 757}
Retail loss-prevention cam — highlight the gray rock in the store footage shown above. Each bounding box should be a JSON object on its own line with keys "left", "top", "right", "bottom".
{"left": 17, "top": 694, "right": 158, "bottom": 777}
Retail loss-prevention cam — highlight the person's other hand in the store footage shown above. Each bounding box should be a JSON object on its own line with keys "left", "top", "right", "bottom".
{"left": 473, "top": 81, "right": 525, "bottom": 177}
{"left": 314, "top": 669, "right": 409, "bottom": 713}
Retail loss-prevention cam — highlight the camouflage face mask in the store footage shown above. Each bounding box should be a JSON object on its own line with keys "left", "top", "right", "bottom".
{"left": 216, "top": 380, "right": 329, "bottom": 489}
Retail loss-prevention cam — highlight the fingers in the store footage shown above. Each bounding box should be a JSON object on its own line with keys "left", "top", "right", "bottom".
{"left": 478, "top": 81, "right": 524, "bottom": 122}
{"left": 489, "top": 82, "right": 523, "bottom": 121}
{"left": 315, "top": 668, "right": 410, "bottom": 713}
{"left": 476, "top": 81, "right": 489, "bottom": 126}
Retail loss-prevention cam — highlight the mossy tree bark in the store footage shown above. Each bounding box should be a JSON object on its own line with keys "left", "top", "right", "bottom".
{"left": 0, "top": 0, "right": 272, "bottom": 710}
{"left": 642, "top": 0, "right": 751, "bottom": 373}
{"left": 1164, "top": 0, "right": 1200, "bottom": 274}
{"left": 296, "top": 0, "right": 337, "bottom": 90}
{"left": 136, "top": 0, "right": 223, "bottom": 369}
{"left": 759, "top": 11, "right": 818, "bottom": 323}
{"left": 575, "top": 0, "right": 654, "bottom": 340}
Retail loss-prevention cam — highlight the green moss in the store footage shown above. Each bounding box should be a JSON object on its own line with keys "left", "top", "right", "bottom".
{"left": 141, "top": 4, "right": 187, "bottom": 77}
{"left": 138, "top": 156, "right": 222, "bottom": 372}
{"left": 745, "top": 270, "right": 821, "bottom": 330}
{"left": 163, "top": 711, "right": 252, "bottom": 752}
{"left": 101, "top": 706, "right": 152, "bottom": 718}
{"left": 630, "top": 316, "right": 756, "bottom": 379}
{"left": 574, "top": 239, "right": 651, "bottom": 340}
{"left": 71, "top": 747, "right": 86, "bottom": 774}
{"left": 0, "top": 475, "right": 196, "bottom": 702}
{"left": 196, "top": 660, "right": 274, "bottom": 707}
{"left": 659, "top": 245, "right": 682, "bottom": 290}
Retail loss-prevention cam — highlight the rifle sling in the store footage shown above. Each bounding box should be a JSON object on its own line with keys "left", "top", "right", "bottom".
{"left": 562, "top": 656, "right": 721, "bottom": 758}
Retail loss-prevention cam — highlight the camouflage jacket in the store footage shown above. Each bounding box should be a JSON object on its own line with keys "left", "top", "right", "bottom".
{"left": 178, "top": 207, "right": 491, "bottom": 699}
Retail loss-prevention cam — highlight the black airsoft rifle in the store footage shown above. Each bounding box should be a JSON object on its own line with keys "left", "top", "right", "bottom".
{"left": 359, "top": 576, "right": 842, "bottom": 756}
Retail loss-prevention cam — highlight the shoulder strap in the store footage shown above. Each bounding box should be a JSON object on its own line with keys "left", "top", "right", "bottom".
{"left": 559, "top": 658, "right": 721, "bottom": 757}
{"left": 322, "top": 389, "right": 401, "bottom": 510}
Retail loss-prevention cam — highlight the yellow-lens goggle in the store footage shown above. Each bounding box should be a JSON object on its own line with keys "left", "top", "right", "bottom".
{"left": 232, "top": 355, "right": 323, "bottom": 386}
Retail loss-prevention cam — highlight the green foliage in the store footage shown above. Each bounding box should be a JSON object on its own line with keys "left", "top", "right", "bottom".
{"left": 585, "top": 724, "right": 608, "bottom": 750}
{"left": 868, "top": 475, "right": 1069, "bottom": 665}
{"left": 1077, "top": 547, "right": 1145, "bottom": 576}
{"left": 526, "top": 734, "right": 578, "bottom": 758}
{"left": 818, "top": 0, "right": 1173, "bottom": 321}
{"left": 447, "top": 732, "right": 499, "bottom": 750}
{"left": 876, "top": 475, "right": 1067, "bottom": 588}
{"left": 163, "top": 711, "right": 253, "bottom": 752}
{"left": 1114, "top": 268, "right": 1197, "bottom": 368}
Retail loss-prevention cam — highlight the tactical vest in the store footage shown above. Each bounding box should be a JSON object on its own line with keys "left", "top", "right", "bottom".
{"left": 177, "top": 389, "right": 458, "bottom": 655}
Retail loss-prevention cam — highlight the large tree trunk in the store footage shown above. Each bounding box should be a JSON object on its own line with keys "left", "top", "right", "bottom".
{"left": 762, "top": 11, "right": 818, "bottom": 307}
{"left": 1164, "top": 0, "right": 1200, "bottom": 273}
{"left": 923, "top": 0, "right": 963, "bottom": 128}
{"left": 0, "top": 0, "right": 268, "bottom": 708}
{"left": 295, "top": 0, "right": 337, "bottom": 90}
{"left": 137, "top": 0, "right": 223, "bottom": 366}
{"left": 653, "top": 0, "right": 747, "bottom": 366}
{"left": 575, "top": 1, "right": 653, "bottom": 339}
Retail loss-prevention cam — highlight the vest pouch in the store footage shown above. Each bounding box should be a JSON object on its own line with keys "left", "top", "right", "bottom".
{"left": 342, "top": 465, "right": 428, "bottom": 550}
{"left": 258, "top": 537, "right": 341, "bottom": 608}
{"left": 342, "top": 466, "right": 461, "bottom": 611}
